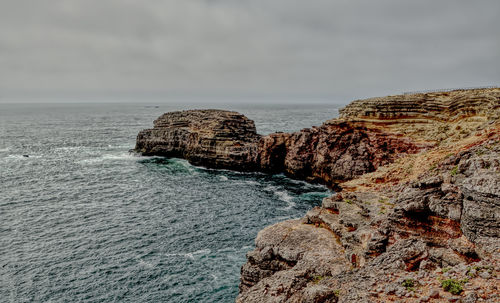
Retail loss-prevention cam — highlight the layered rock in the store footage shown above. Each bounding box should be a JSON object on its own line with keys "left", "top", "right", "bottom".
{"left": 134, "top": 88, "right": 500, "bottom": 302}
{"left": 276, "top": 121, "right": 426, "bottom": 185}
{"left": 236, "top": 88, "right": 500, "bottom": 303}
{"left": 238, "top": 133, "right": 500, "bottom": 303}
{"left": 135, "top": 109, "right": 261, "bottom": 171}
{"left": 339, "top": 88, "right": 500, "bottom": 121}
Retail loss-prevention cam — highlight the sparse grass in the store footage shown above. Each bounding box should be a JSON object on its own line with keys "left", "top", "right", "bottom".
{"left": 378, "top": 198, "right": 395, "bottom": 208}
{"left": 343, "top": 199, "right": 353, "bottom": 204}
{"left": 402, "top": 279, "right": 417, "bottom": 292}
{"left": 311, "top": 275, "right": 325, "bottom": 284}
{"left": 442, "top": 267, "right": 450, "bottom": 273}
{"left": 441, "top": 279, "right": 467, "bottom": 295}
{"left": 450, "top": 166, "right": 459, "bottom": 176}
{"left": 466, "top": 267, "right": 477, "bottom": 278}
{"left": 333, "top": 289, "right": 340, "bottom": 297}
{"left": 378, "top": 198, "right": 388, "bottom": 204}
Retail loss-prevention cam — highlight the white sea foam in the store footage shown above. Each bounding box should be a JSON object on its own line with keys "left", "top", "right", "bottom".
{"left": 185, "top": 249, "right": 211, "bottom": 260}
{"left": 264, "top": 185, "right": 295, "bottom": 210}
{"left": 55, "top": 146, "right": 90, "bottom": 151}
{"left": 0, "top": 148, "right": 10, "bottom": 152}
{"left": 1, "top": 154, "right": 42, "bottom": 162}
{"left": 79, "top": 153, "right": 139, "bottom": 164}
{"left": 136, "top": 257, "right": 154, "bottom": 269}
{"left": 219, "top": 175, "right": 229, "bottom": 181}
{"left": 263, "top": 185, "right": 278, "bottom": 192}
{"left": 217, "top": 247, "right": 236, "bottom": 253}
{"left": 0, "top": 155, "right": 21, "bottom": 163}
{"left": 274, "top": 190, "right": 294, "bottom": 203}
{"left": 107, "top": 144, "right": 133, "bottom": 149}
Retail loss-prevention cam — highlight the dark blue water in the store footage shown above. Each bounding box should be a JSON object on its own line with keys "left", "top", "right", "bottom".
{"left": 0, "top": 102, "right": 340, "bottom": 303}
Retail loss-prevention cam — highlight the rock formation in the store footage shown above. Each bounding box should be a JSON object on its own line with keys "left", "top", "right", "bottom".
{"left": 135, "top": 109, "right": 261, "bottom": 171}
{"left": 237, "top": 88, "right": 500, "bottom": 303}
{"left": 238, "top": 141, "right": 499, "bottom": 302}
{"left": 135, "top": 88, "right": 500, "bottom": 302}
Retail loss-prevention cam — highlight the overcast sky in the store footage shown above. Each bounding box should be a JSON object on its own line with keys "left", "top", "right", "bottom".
{"left": 1, "top": 0, "right": 499, "bottom": 102}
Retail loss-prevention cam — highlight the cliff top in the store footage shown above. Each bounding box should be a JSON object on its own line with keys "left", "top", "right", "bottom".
{"left": 327, "top": 87, "right": 500, "bottom": 145}
{"left": 339, "top": 87, "right": 500, "bottom": 121}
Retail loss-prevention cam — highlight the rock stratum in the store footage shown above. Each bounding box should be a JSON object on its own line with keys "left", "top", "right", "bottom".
{"left": 135, "top": 88, "right": 500, "bottom": 302}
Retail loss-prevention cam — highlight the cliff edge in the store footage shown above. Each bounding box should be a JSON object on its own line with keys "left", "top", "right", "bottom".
{"left": 135, "top": 88, "right": 500, "bottom": 302}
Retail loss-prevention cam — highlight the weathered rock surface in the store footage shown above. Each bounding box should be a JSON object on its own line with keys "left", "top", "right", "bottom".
{"left": 339, "top": 88, "right": 500, "bottom": 121}
{"left": 135, "top": 109, "right": 261, "bottom": 170}
{"left": 236, "top": 89, "right": 499, "bottom": 302}
{"left": 238, "top": 139, "right": 500, "bottom": 303}
{"left": 134, "top": 88, "right": 500, "bottom": 302}
{"left": 277, "top": 121, "right": 426, "bottom": 185}
{"left": 136, "top": 89, "right": 500, "bottom": 189}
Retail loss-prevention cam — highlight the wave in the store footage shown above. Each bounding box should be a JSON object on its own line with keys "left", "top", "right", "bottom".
{"left": 54, "top": 146, "right": 94, "bottom": 151}
{"left": 0, "top": 147, "right": 10, "bottom": 152}
{"left": 164, "top": 249, "right": 212, "bottom": 260}
{"left": 107, "top": 144, "right": 134, "bottom": 149}
{"left": 264, "top": 185, "right": 296, "bottom": 210}
{"left": 1, "top": 154, "right": 42, "bottom": 162}
{"left": 219, "top": 175, "right": 229, "bottom": 181}
{"left": 136, "top": 257, "right": 154, "bottom": 269}
{"left": 78, "top": 153, "right": 141, "bottom": 164}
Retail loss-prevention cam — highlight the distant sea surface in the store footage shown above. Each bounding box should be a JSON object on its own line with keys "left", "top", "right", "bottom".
{"left": 0, "top": 102, "right": 341, "bottom": 303}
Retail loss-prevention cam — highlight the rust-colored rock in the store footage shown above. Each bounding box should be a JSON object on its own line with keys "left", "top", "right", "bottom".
{"left": 236, "top": 88, "right": 500, "bottom": 303}
{"left": 133, "top": 88, "right": 500, "bottom": 303}
{"left": 278, "top": 121, "right": 426, "bottom": 186}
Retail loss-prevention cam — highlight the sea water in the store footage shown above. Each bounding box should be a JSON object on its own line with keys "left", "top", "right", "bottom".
{"left": 0, "top": 102, "right": 340, "bottom": 302}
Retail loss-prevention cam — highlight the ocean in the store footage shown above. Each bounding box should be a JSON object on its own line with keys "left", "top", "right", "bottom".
{"left": 0, "top": 102, "right": 341, "bottom": 303}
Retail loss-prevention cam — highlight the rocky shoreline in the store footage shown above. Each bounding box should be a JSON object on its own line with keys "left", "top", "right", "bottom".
{"left": 135, "top": 88, "right": 499, "bottom": 302}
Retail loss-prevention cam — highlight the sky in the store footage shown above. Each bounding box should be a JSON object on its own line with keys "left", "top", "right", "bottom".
{"left": 0, "top": 0, "right": 499, "bottom": 103}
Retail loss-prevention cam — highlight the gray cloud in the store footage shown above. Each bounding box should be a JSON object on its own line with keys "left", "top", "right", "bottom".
{"left": 0, "top": 0, "right": 499, "bottom": 102}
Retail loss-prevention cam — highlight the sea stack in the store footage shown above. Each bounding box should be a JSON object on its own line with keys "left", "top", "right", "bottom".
{"left": 135, "top": 109, "right": 262, "bottom": 171}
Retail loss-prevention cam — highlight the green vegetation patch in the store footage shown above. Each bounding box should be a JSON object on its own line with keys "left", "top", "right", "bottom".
{"left": 450, "top": 166, "right": 459, "bottom": 176}
{"left": 441, "top": 279, "right": 467, "bottom": 295}
{"left": 311, "top": 275, "right": 325, "bottom": 284}
{"left": 402, "top": 279, "right": 417, "bottom": 292}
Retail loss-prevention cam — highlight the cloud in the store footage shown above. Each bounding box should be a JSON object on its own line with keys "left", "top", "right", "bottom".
{"left": 0, "top": 0, "right": 499, "bottom": 101}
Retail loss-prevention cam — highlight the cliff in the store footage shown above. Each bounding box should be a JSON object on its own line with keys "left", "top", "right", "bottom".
{"left": 237, "top": 88, "right": 500, "bottom": 303}
{"left": 134, "top": 88, "right": 500, "bottom": 302}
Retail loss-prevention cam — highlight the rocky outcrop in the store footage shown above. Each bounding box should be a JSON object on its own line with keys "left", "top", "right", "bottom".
{"left": 134, "top": 88, "right": 500, "bottom": 302}
{"left": 135, "top": 109, "right": 261, "bottom": 171}
{"left": 238, "top": 138, "right": 500, "bottom": 303}
{"left": 136, "top": 112, "right": 432, "bottom": 187}
{"left": 236, "top": 88, "right": 500, "bottom": 303}
{"left": 276, "top": 121, "right": 426, "bottom": 185}
{"left": 339, "top": 88, "right": 500, "bottom": 121}
{"left": 135, "top": 89, "right": 500, "bottom": 189}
